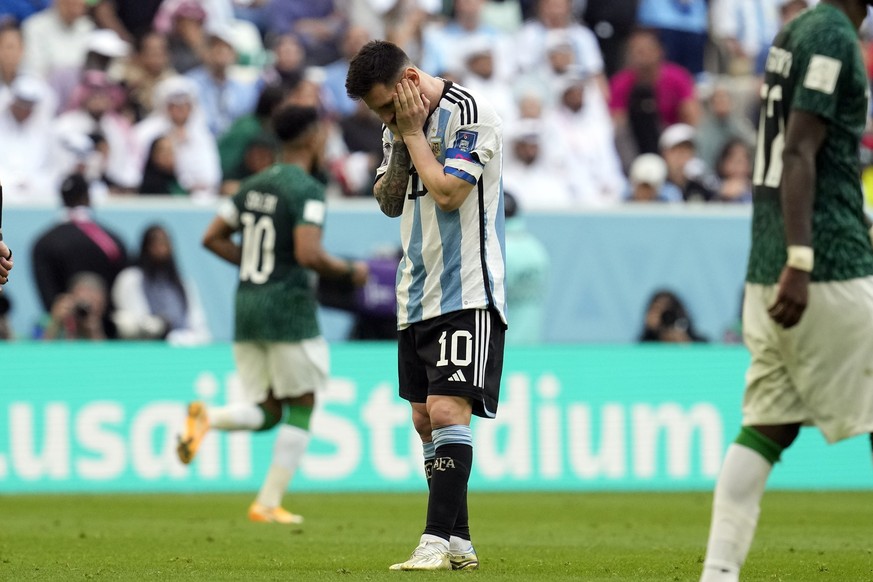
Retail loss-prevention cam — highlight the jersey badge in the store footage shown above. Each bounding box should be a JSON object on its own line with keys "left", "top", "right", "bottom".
{"left": 454, "top": 130, "right": 478, "bottom": 152}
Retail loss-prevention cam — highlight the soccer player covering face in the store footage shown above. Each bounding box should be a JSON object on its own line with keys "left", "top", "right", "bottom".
{"left": 178, "top": 105, "right": 368, "bottom": 524}
{"left": 700, "top": 2, "right": 873, "bottom": 581}
{"left": 345, "top": 40, "right": 507, "bottom": 571}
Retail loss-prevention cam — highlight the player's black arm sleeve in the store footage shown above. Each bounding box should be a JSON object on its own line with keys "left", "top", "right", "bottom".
{"left": 373, "top": 141, "right": 411, "bottom": 218}
{"left": 780, "top": 110, "right": 827, "bottom": 247}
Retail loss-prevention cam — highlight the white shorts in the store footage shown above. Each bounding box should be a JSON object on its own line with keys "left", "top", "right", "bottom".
{"left": 742, "top": 278, "right": 873, "bottom": 443}
{"left": 232, "top": 337, "right": 329, "bottom": 402}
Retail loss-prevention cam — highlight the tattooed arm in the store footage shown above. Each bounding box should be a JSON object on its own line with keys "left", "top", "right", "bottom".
{"left": 373, "top": 141, "right": 412, "bottom": 218}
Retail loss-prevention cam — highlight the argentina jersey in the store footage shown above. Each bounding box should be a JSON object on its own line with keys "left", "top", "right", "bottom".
{"left": 376, "top": 81, "right": 506, "bottom": 328}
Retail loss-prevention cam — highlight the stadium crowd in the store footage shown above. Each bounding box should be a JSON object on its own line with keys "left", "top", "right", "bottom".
{"left": 0, "top": 0, "right": 871, "bottom": 340}
{"left": 3, "top": 0, "right": 866, "bottom": 209}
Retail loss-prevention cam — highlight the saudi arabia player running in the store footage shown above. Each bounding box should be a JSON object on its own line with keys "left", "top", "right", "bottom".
{"left": 700, "top": 1, "right": 873, "bottom": 581}
{"left": 177, "top": 105, "right": 368, "bottom": 524}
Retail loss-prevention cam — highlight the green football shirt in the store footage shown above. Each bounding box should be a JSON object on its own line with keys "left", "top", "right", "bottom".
{"left": 747, "top": 2, "right": 873, "bottom": 284}
{"left": 220, "top": 164, "right": 327, "bottom": 342}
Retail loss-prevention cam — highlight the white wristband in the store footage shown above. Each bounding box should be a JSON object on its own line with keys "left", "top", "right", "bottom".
{"left": 786, "top": 245, "right": 814, "bottom": 272}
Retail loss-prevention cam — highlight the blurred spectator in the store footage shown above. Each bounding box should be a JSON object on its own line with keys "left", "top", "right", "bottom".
{"left": 31, "top": 173, "right": 128, "bottom": 313}
{"left": 38, "top": 271, "right": 110, "bottom": 340}
{"left": 419, "top": 0, "right": 510, "bottom": 80}
{"left": 383, "top": 0, "right": 434, "bottom": 63}
{"left": 636, "top": 0, "right": 709, "bottom": 77}
{"left": 714, "top": 138, "right": 753, "bottom": 203}
{"left": 82, "top": 27, "right": 130, "bottom": 77}
{"left": 639, "top": 289, "right": 706, "bottom": 343}
{"left": 458, "top": 41, "right": 516, "bottom": 123}
{"left": 610, "top": 28, "right": 699, "bottom": 166}
{"left": 0, "top": 76, "right": 55, "bottom": 204}
{"left": 336, "top": 100, "right": 383, "bottom": 197}
{"left": 626, "top": 152, "right": 678, "bottom": 202}
{"left": 22, "top": 0, "right": 95, "bottom": 84}
{"left": 55, "top": 70, "right": 140, "bottom": 192}
{"left": 0, "top": 1, "right": 50, "bottom": 23}
{"left": 583, "top": 0, "right": 640, "bottom": 77}
{"left": 134, "top": 76, "right": 221, "bottom": 200}
{"left": 52, "top": 130, "right": 113, "bottom": 203}
{"left": 542, "top": 72, "right": 625, "bottom": 206}
{"left": 232, "top": 0, "right": 271, "bottom": 38}
{"left": 265, "top": 0, "right": 347, "bottom": 66}
{"left": 89, "top": 0, "right": 164, "bottom": 42}
{"left": 659, "top": 123, "right": 718, "bottom": 202}
{"left": 139, "top": 134, "right": 186, "bottom": 195}
{"left": 503, "top": 118, "right": 574, "bottom": 210}
{"left": 515, "top": 0, "right": 609, "bottom": 101}
{"left": 0, "top": 293, "right": 13, "bottom": 339}
{"left": 112, "top": 224, "right": 210, "bottom": 345}
{"left": 122, "top": 30, "right": 179, "bottom": 121}
{"left": 0, "top": 20, "right": 59, "bottom": 120}
{"left": 164, "top": 0, "right": 209, "bottom": 73}
{"left": 322, "top": 25, "right": 370, "bottom": 119}
{"left": 261, "top": 33, "right": 306, "bottom": 88}
{"left": 695, "top": 83, "right": 756, "bottom": 171}
{"left": 503, "top": 191, "right": 549, "bottom": 345}
{"left": 219, "top": 82, "right": 287, "bottom": 190}
{"left": 221, "top": 133, "right": 277, "bottom": 195}
{"left": 186, "top": 25, "right": 260, "bottom": 136}
{"left": 710, "top": 0, "right": 781, "bottom": 76}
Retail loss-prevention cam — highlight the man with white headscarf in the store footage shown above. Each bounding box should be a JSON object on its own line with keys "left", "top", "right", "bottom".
{"left": 134, "top": 76, "right": 221, "bottom": 200}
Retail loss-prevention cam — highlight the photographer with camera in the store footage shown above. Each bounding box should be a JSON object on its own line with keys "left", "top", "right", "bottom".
{"left": 39, "top": 272, "right": 108, "bottom": 340}
{"left": 639, "top": 288, "right": 707, "bottom": 343}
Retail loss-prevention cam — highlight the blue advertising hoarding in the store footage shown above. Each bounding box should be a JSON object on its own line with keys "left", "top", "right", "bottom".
{"left": 1, "top": 343, "right": 869, "bottom": 493}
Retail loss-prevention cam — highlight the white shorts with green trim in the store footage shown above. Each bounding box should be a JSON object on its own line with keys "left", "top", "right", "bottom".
{"left": 742, "top": 278, "right": 873, "bottom": 443}
{"left": 233, "top": 337, "right": 329, "bottom": 402}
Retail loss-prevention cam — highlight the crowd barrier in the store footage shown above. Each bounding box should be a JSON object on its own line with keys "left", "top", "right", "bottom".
{"left": 4, "top": 200, "right": 753, "bottom": 343}
{"left": 1, "top": 343, "right": 869, "bottom": 493}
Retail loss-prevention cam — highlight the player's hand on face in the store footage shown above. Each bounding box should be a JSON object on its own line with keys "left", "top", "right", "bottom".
{"left": 768, "top": 266, "right": 809, "bottom": 328}
{"left": 394, "top": 78, "right": 429, "bottom": 140}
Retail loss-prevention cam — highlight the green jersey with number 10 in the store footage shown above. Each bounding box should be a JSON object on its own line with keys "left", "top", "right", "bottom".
{"left": 221, "top": 164, "right": 326, "bottom": 342}
{"left": 747, "top": 2, "right": 873, "bottom": 284}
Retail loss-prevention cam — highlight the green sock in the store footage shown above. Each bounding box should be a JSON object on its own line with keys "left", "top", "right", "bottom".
{"left": 735, "top": 426, "right": 783, "bottom": 464}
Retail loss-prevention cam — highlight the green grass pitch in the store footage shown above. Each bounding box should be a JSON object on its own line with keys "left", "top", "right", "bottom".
{"left": 1, "top": 491, "right": 871, "bottom": 581}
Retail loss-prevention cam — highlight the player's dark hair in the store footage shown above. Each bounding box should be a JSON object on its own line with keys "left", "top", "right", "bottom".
{"left": 60, "top": 173, "right": 90, "bottom": 208}
{"left": 345, "top": 40, "right": 411, "bottom": 100}
{"left": 272, "top": 105, "right": 319, "bottom": 144}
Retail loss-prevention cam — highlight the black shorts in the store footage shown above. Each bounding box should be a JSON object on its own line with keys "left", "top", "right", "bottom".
{"left": 398, "top": 308, "right": 505, "bottom": 418}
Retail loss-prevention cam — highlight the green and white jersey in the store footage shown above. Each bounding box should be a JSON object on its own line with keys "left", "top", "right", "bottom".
{"left": 748, "top": 2, "right": 873, "bottom": 284}
{"left": 218, "top": 164, "right": 326, "bottom": 342}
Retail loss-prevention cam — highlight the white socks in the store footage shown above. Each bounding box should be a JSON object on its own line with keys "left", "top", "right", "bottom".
{"left": 255, "top": 425, "right": 310, "bottom": 508}
{"left": 208, "top": 403, "right": 265, "bottom": 431}
{"left": 449, "top": 535, "right": 473, "bottom": 553}
{"left": 700, "top": 444, "right": 773, "bottom": 582}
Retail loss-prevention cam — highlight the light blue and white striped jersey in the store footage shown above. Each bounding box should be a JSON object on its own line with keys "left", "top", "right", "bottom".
{"left": 376, "top": 81, "right": 506, "bottom": 329}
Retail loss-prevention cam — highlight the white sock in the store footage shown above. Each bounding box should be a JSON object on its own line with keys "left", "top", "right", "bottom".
{"left": 419, "top": 533, "right": 449, "bottom": 550}
{"left": 208, "top": 403, "right": 264, "bottom": 431}
{"left": 255, "top": 425, "right": 310, "bottom": 508}
{"left": 449, "top": 535, "right": 473, "bottom": 553}
{"left": 701, "top": 444, "right": 773, "bottom": 581}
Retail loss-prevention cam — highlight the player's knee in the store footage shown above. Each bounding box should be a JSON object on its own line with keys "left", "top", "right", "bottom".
{"left": 284, "top": 403, "right": 314, "bottom": 431}
{"left": 411, "top": 405, "right": 432, "bottom": 440}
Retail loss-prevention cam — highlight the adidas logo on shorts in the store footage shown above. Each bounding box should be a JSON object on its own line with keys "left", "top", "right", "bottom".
{"left": 448, "top": 370, "right": 467, "bottom": 382}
